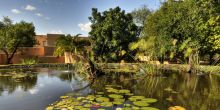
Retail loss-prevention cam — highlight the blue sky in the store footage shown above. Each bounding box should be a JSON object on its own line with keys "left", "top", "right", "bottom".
{"left": 0, "top": 0, "right": 161, "bottom": 36}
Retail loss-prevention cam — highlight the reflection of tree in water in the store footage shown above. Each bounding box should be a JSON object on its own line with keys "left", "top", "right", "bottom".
{"left": 56, "top": 72, "right": 92, "bottom": 92}
{"left": 90, "top": 73, "right": 137, "bottom": 93}
{"left": 134, "top": 72, "right": 220, "bottom": 110}
{"left": 89, "top": 71, "right": 220, "bottom": 109}
{"left": 0, "top": 73, "right": 37, "bottom": 95}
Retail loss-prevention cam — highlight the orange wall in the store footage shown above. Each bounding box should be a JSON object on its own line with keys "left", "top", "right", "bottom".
{"left": 35, "top": 35, "right": 47, "bottom": 47}
{"left": 47, "top": 34, "right": 60, "bottom": 47}
{"left": 0, "top": 54, "right": 64, "bottom": 64}
{"left": 0, "top": 47, "right": 64, "bottom": 64}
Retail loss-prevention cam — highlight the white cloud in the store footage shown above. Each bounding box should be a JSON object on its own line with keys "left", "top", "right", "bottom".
{"left": 78, "top": 22, "right": 92, "bottom": 32}
{"left": 29, "top": 88, "right": 39, "bottom": 94}
{"left": 11, "top": 9, "right": 21, "bottom": 14}
{"left": 25, "top": 5, "right": 36, "bottom": 11}
{"left": 49, "top": 30, "right": 63, "bottom": 34}
{"left": 36, "top": 13, "right": 43, "bottom": 17}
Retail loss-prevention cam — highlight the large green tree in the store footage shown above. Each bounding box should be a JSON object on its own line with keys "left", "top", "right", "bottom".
{"left": 132, "top": 0, "right": 220, "bottom": 64}
{"left": 0, "top": 17, "right": 36, "bottom": 64}
{"left": 89, "top": 7, "right": 138, "bottom": 62}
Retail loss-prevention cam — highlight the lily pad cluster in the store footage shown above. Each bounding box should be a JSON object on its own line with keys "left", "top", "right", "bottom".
{"left": 0, "top": 71, "right": 35, "bottom": 82}
{"left": 46, "top": 85, "right": 159, "bottom": 110}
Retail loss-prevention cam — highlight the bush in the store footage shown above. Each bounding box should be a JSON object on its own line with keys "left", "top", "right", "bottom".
{"left": 21, "top": 58, "right": 39, "bottom": 65}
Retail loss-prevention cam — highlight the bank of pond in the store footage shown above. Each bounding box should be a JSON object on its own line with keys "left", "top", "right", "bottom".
{"left": 0, "top": 66, "right": 219, "bottom": 110}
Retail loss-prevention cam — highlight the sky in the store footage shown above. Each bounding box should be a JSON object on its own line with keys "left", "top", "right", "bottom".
{"left": 0, "top": 0, "right": 162, "bottom": 36}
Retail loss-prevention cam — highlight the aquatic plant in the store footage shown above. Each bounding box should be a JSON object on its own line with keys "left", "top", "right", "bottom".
{"left": 46, "top": 85, "right": 159, "bottom": 110}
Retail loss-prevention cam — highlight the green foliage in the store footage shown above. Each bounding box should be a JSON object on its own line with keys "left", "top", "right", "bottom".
{"left": 54, "top": 34, "right": 87, "bottom": 57}
{"left": 131, "top": 0, "right": 220, "bottom": 64}
{"left": 89, "top": 7, "right": 138, "bottom": 62}
{"left": 21, "top": 58, "right": 39, "bottom": 65}
{"left": 0, "top": 17, "right": 36, "bottom": 64}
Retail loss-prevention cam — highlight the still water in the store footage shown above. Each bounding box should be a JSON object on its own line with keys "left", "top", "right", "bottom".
{"left": 0, "top": 68, "right": 219, "bottom": 110}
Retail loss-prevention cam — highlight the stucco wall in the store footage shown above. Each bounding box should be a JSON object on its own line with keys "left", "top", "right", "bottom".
{"left": 0, "top": 47, "right": 63, "bottom": 64}
{"left": 47, "top": 34, "right": 60, "bottom": 47}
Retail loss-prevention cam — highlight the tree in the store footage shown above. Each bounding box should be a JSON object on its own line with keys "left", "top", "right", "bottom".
{"left": 0, "top": 17, "right": 36, "bottom": 64}
{"left": 89, "top": 7, "right": 138, "bottom": 62}
{"left": 54, "top": 34, "right": 89, "bottom": 56}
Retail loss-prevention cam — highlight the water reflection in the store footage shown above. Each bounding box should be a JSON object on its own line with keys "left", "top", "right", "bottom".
{"left": 91, "top": 72, "right": 220, "bottom": 110}
{"left": 0, "top": 69, "right": 219, "bottom": 110}
{"left": 0, "top": 71, "right": 37, "bottom": 95}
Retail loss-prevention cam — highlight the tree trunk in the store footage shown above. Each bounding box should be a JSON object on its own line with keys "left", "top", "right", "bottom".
{"left": 5, "top": 42, "right": 20, "bottom": 64}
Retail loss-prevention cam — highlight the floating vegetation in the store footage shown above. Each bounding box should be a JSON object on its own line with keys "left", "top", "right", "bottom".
{"left": 133, "top": 101, "right": 149, "bottom": 107}
{"left": 119, "top": 89, "right": 130, "bottom": 94}
{"left": 108, "top": 94, "right": 123, "bottom": 99}
{"left": 0, "top": 71, "right": 36, "bottom": 82}
{"left": 46, "top": 85, "right": 159, "bottom": 110}
{"left": 164, "top": 87, "right": 179, "bottom": 94}
{"left": 168, "top": 106, "right": 186, "bottom": 110}
{"left": 96, "top": 97, "right": 110, "bottom": 102}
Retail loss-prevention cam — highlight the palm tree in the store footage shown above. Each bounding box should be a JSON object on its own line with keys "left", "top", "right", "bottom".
{"left": 54, "top": 34, "right": 82, "bottom": 57}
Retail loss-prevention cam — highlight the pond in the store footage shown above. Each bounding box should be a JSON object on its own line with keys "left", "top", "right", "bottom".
{"left": 0, "top": 68, "right": 219, "bottom": 110}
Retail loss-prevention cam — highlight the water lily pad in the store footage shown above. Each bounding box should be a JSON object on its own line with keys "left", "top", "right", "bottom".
{"left": 168, "top": 106, "right": 186, "bottom": 110}
{"left": 113, "top": 101, "right": 123, "bottom": 105}
{"left": 84, "top": 104, "right": 92, "bottom": 108}
{"left": 109, "top": 94, "right": 123, "bottom": 99}
{"left": 107, "top": 89, "right": 119, "bottom": 93}
{"left": 119, "top": 89, "right": 130, "bottom": 94}
{"left": 129, "top": 96, "right": 145, "bottom": 101}
{"left": 86, "top": 95, "right": 96, "bottom": 100}
{"left": 124, "top": 104, "right": 131, "bottom": 107}
{"left": 114, "top": 98, "right": 125, "bottom": 102}
{"left": 95, "top": 95, "right": 103, "bottom": 97}
{"left": 122, "top": 107, "right": 132, "bottom": 110}
{"left": 132, "top": 106, "right": 140, "bottom": 110}
{"left": 133, "top": 101, "right": 149, "bottom": 107}
{"left": 96, "top": 97, "right": 110, "bottom": 102}
{"left": 74, "top": 106, "right": 84, "bottom": 109}
{"left": 77, "top": 97, "right": 85, "bottom": 100}
{"left": 60, "top": 96, "right": 69, "bottom": 99}
{"left": 141, "top": 107, "right": 159, "bottom": 110}
{"left": 100, "top": 102, "right": 113, "bottom": 107}
{"left": 82, "top": 100, "right": 88, "bottom": 103}
{"left": 142, "top": 98, "right": 158, "bottom": 103}
{"left": 125, "top": 93, "right": 134, "bottom": 96}
{"left": 105, "top": 87, "right": 114, "bottom": 90}
{"left": 97, "top": 92, "right": 104, "bottom": 95}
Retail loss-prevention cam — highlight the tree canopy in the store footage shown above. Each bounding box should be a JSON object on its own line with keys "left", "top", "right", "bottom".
{"left": 89, "top": 7, "right": 138, "bottom": 62}
{"left": 130, "top": 0, "right": 220, "bottom": 64}
{"left": 0, "top": 17, "right": 36, "bottom": 64}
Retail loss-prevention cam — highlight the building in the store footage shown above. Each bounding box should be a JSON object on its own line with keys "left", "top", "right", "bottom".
{"left": 35, "top": 34, "right": 62, "bottom": 47}
{"left": 0, "top": 34, "right": 63, "bottom": 64}
{"left": 0, "top": 34, "right": 91, "bottom": 64}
